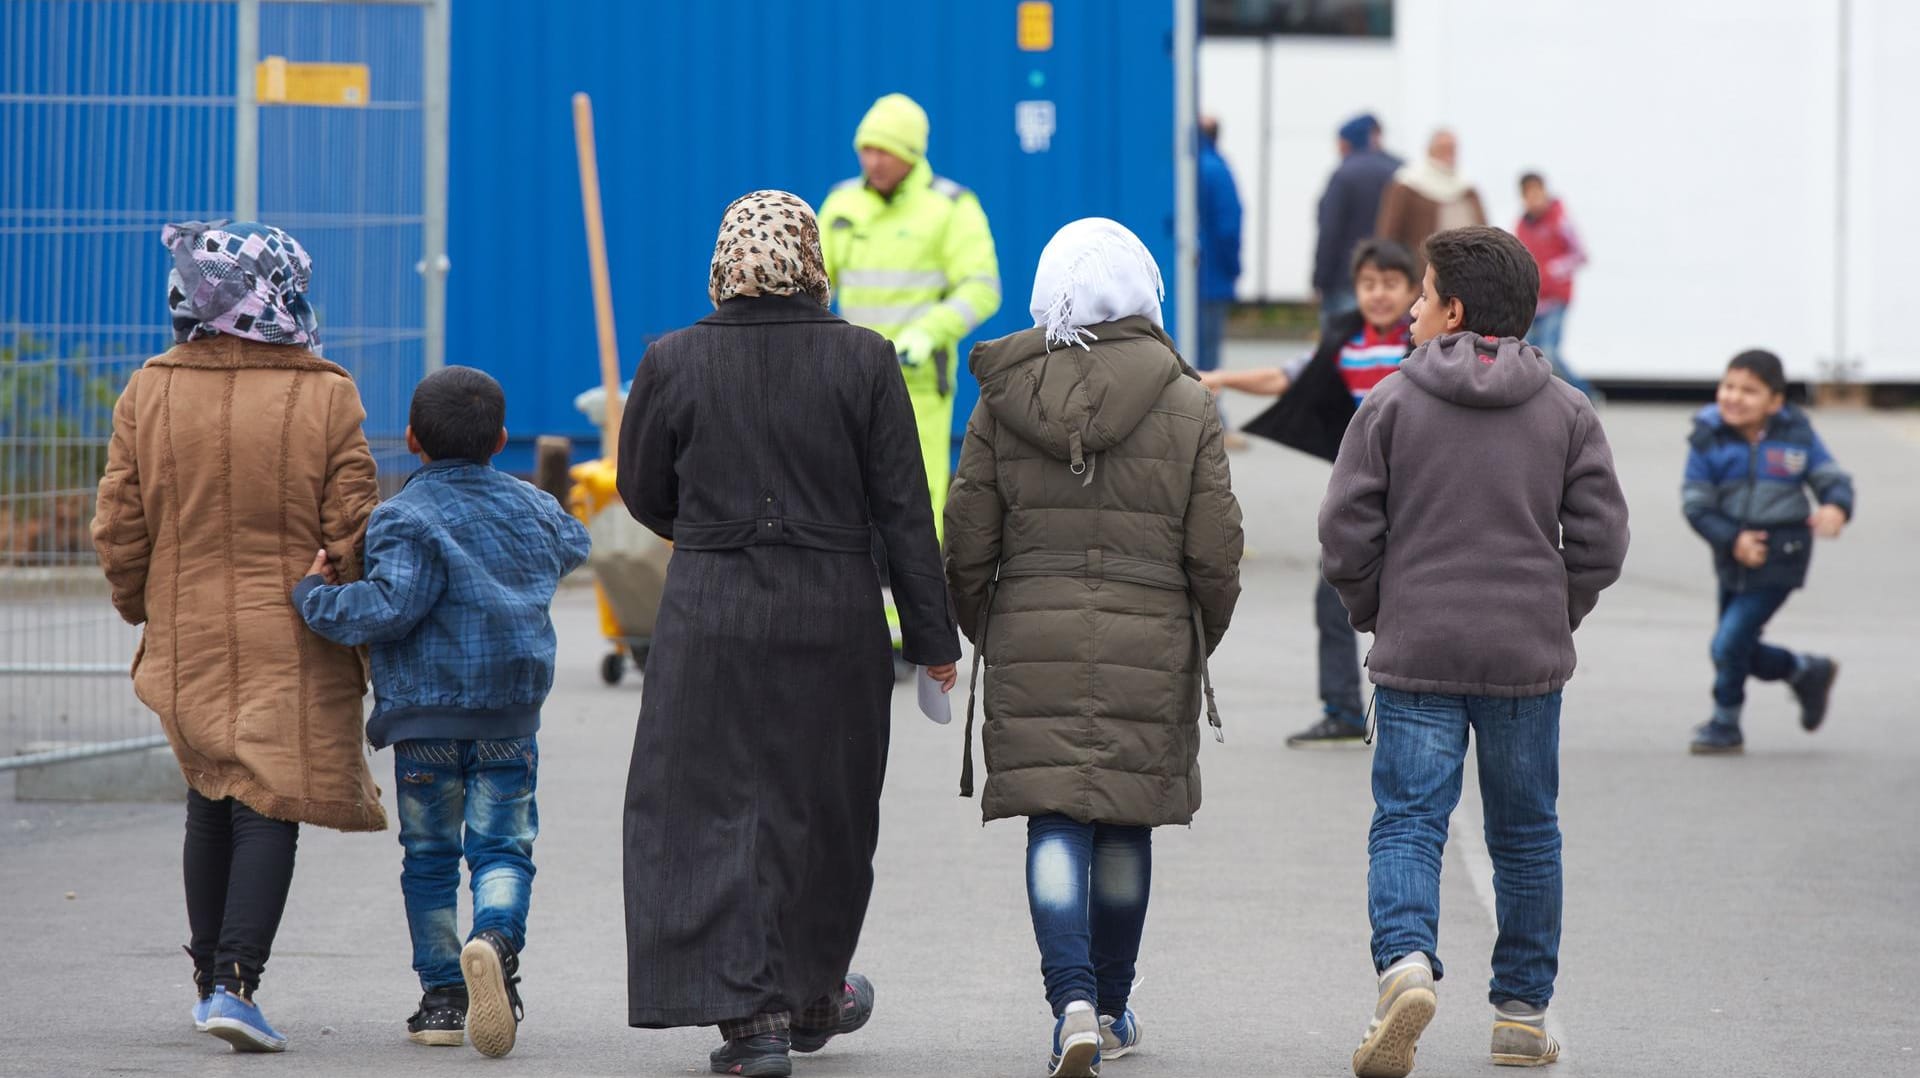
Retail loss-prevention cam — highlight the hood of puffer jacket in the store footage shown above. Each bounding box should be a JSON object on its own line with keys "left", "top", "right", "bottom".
{"left": 1398, "top": 331, "right": 1554, "bottom": 409}
{"left": 968, "top": 315, "right": 1194, "bottom": 463}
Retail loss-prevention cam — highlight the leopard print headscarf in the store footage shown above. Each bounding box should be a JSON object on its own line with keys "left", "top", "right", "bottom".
{"left": 708, "top": 190, "right": 831, "bottom": 309}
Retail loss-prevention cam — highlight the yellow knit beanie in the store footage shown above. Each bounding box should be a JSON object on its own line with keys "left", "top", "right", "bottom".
{"left": 853, "top": 93, "right": 928, "bottom": 164}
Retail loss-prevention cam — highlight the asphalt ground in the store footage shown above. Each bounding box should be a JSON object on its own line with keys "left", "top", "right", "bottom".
{"left": 4, "top": 377, "right": 1915, "bottom": 1077}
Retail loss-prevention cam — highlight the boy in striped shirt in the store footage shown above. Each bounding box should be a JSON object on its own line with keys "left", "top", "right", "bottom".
{"left": 1202, "top": 239, "right": 1419, "bottom": 745}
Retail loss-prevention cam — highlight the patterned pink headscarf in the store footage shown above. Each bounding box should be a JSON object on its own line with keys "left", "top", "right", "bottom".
{"left": 708, "top": 191, "right": 831, "bottom": 309}
{"left": 162, "top": 220, "right": 320, "bottom": 350}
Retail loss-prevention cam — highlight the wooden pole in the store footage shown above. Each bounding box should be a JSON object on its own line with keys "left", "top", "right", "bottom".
{"left": 572, "top": 92, "right": 623, "bottom": 459}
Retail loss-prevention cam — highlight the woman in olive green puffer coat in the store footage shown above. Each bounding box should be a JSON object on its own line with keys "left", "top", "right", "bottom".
{"left": 943, "top": 218, "right": 1243, "bottom": 1074}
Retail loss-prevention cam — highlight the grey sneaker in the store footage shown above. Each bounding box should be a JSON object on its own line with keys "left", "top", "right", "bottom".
{"left": 1491, "top": 1001, "right": 1560, "bottom": 1067}
{"left": 1352, "top": 957, "right": 1436, "bottom": 1078}
{"left": 1049, "top": 1001, "right": 1101, "bottom": 1077}
{"left": 1098, "top": 1008, "right": 1142, "bottom": 1058}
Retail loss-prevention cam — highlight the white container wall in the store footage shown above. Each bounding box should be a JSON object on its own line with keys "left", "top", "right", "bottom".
{"left": 1202, "top": 0, "right": 1916, "bottom": 383}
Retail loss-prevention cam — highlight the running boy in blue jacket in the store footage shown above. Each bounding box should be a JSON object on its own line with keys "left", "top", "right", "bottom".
{"left": 1682, "top": 350, "right": 1853, "bottom": 754}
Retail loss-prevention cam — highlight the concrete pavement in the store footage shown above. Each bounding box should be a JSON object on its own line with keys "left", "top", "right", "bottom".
{"left": 3, "top": 391, "right": 1917, "bottom": 1077}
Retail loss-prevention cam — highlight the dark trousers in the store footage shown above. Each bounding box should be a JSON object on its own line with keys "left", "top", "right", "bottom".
{"left": 1316, "top": 569, "right": 1364, "bottom": 722}
{"left": 184, "top": 789, "right": 299, "bottom": 995}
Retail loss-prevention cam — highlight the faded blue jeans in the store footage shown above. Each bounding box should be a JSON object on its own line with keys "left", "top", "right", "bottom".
{"left": 1026, "top": 815, "right": 1152, "bottom": 1018}
{"left": 394, "top": 737, "right": 539, "bottom": 990}
{"left": 1368, "top": 689, "right": 1562, "bottom": 1008}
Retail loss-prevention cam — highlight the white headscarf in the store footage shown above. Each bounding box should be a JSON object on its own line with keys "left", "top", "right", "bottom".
{"left": 1028, "top": 217, "right": 1165, "bottom": 350}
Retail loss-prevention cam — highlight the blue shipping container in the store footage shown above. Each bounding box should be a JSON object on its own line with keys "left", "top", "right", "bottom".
{"left": 447, "top": 0, "right": 1179, "bottom": 469}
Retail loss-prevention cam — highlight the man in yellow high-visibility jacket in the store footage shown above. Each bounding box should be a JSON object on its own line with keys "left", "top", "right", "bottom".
{"left": 821, "top": 93, "right": 1001, "bottom": 538}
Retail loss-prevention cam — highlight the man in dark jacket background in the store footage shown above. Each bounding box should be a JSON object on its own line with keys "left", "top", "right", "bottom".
{"left": 1320, "top": 226, "right": 1628, "bottom": 1077}
{"left": 1313, "top": 113, "right": 1401, "bottom": 331}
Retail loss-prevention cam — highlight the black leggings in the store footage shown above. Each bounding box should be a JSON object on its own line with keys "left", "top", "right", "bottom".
{"left": 183, "top": 790, "right": 299, "bottom": 995}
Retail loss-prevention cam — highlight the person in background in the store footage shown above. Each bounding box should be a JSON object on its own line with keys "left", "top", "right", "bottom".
{"left": 1681, "top": 350, "right": 1851, "bottom": 755}
{"left": 1375, "top": 130, "right": 1485, "bottom": 278}
{"left": 820, "top": 93, "right": 1002, "bottom": 540}
{"left": 618, "top": 191, "right": 960, "bottom": 1078}
{"left": 1513, "top": 172, "right": 1597, "bottom": 401}
{"left": 294, "top": 366, "right": 592, "bottom": 1059}
{"left": 945, "top": 218, "right": 1243, "bottom": 1078}
{"left": 91, "top": 220, "right": 387, "bottom": 1053}
{"left": 1202, "top": 239, "right": 1420, "bottom": 747}
{"left": 1197, "top": 114, "right": 1246, "bottom": 445}
{"left": 1321, "top": 226, "right": 1629, "bottom": 1077}
{"left": 1314, "top": 113, "right": 1402, "bottom": 330}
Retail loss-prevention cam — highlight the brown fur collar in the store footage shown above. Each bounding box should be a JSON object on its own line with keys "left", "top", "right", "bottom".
{"left": 145, "top": 336, "right": 352, "bottom": 379}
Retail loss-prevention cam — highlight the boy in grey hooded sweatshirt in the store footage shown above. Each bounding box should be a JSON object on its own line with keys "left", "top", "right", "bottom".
{"left": 1319, "top": 226, "right": 1630, "bottom": 1077}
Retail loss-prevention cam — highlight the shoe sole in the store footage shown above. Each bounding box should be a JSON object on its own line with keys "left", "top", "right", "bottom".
{"left": 1492, "top": 1048, "right": 1561, "bottom": 1067}
{"left": 204, "top": 1018, "right": 286, "bottom": 1053}
{"left": 409, "top": 1029, "right": 466, "bottom": 1047}
{"left": 1802, "top": 662, "right": 1838, "bottom": 732}
{"left": 461, "top": 938, "right": 517, "bottom": 1059}
{"left": 709, "top": 1055, "right": 793, "bottom": 1077}
{"left": 1050, "top": 1032, "right": 1100, "bottom": 1077}
{"left": 1351, "top": 986, "right": 1435, "bottom": 1078}
{"left": 1688, "top": 742, "right": 1744, "bottom": 755}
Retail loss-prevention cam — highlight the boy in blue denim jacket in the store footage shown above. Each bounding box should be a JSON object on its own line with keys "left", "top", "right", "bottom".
{"left": 1682, "top": 350, "right": 1853, "bottom": 755}
{"left": 294, "top": 366, "right": 590, "bottom": 1057}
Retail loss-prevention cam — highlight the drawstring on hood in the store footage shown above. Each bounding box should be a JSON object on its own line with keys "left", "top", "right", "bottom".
{"left": 1398, "top": 331, "right": 1553, "bottom": 409}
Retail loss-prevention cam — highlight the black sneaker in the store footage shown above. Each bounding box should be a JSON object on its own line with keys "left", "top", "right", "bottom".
{"left": 407, "top": 986, "right": 467, "bottom": 1047}
{"left": 710, "top": 1030, "right": 793, "bottom": 1077}
{"left": 791, "top": 973, "right": 875, "bottom": 1053}
{"left": 460, "top": 930, "right": 523, "bottom": 1058}
{"left": 1792, "top": 655, "right": 1838, "bottom": 731}
{"left": 1286, "top": 715, "right": 1369, "bottom": 748}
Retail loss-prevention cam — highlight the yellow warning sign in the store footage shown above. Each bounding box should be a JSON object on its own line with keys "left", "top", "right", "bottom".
{"left": 255, "top": 56, "right": 370, "bottom": 107}
{"left": 1017, "top": 1, "right": 1054, "bottom": 52}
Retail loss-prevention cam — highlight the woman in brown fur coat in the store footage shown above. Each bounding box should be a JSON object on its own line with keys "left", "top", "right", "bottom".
{"left": 91, "top": 221, "right": 385, "bottom": 1051}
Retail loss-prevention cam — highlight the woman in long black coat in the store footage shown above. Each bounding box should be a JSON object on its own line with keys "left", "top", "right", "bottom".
{"left": 617, "top": 190, "right": 961, "bottom": 1076}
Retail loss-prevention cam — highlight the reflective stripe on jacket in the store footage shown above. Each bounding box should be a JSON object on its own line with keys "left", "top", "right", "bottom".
{"left": 819, "top": 158, "right": 1002, "bottom": 359}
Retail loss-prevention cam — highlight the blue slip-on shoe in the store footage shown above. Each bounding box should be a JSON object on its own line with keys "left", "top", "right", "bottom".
{"left": 203, "top": 985, "right": 287, "bottom": 1052}
{"left": 1099, "top": 1008, "right": 1143, "bottom": 1059}
{"left": 1049, "top": 1001, "right": 1101, "bottom": 1076}
{"left": 1689, "top": 720, "right": 1744, "bottom": 755}
{"left": 192, "top": 995, "right": 212, "bottom": 1032}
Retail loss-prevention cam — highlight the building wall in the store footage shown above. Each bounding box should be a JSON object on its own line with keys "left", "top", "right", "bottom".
{"left": 447, "top": 1, "right": 1179, "bottom": 464}
{"left": 1202, "top": 0, "right": 1919, "bottom": 382}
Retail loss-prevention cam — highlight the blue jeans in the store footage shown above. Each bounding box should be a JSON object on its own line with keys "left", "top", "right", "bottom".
{"left": 1026, "top": 814, "right": 1152, "bottom": 1017}
{"left": 1198, "top": 300, "right": 1230, "bottom": 426}
{"left": 1528, "top": 302, "right": 1597, "bottom": 401}
{"left": 394, "top": 737, "right": 540, "bottom": 990}
{"left": 1368, "top": 689, "right": 1562, "bottom": 1008}
{"left": 1711, "top": 587, "right": 1798, "bottom": 715}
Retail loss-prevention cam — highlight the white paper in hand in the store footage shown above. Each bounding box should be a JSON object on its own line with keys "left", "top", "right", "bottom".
{"left": 917, "top": 668, "right": 952, "bottom": 725}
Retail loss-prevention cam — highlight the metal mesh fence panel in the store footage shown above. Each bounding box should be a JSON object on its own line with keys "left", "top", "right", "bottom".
{"left": 1, "top": 0, "right": 437, "bottom": 770}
